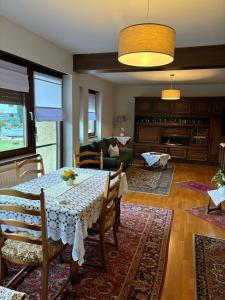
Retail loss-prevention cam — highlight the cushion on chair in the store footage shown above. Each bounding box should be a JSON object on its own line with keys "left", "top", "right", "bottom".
{"left": 1, "top": 234, "right": 63, "bottom": 264}
{"left": 0, "top": 286, "right": 29, "bottom": 300}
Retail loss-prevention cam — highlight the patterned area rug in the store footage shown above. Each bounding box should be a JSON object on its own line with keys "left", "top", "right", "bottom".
{"left": 4, "top": 203, "right": 173, "bottom": 299}
{"left": 176, "top": 181, "right": 215, "bottom": 194}
{"left": 186, "top": 206, "right": 225, "bottom": 230}
{"left": 125, "top": 164, "right": 174, "bottom": 195}
{"left": 194, "top": 234, "right": 225, "bottom": 300}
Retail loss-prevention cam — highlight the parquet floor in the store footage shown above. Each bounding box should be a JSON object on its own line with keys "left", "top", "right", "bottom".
{"left": 122, "top": 162, "right": 225, "bottom": 300}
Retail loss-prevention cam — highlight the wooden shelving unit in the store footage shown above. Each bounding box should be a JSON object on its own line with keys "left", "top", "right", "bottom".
{"left": 134, "top": 97, "right": 225, "bottom": 163}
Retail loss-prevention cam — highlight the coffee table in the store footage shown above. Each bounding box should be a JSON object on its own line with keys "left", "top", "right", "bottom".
{"left": 142, "top": 152, "right": 171, "bottom": 169}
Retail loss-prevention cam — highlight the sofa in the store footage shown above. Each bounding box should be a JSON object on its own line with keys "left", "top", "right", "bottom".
{"left": 80, "top": 137, "right": 133, "bottom": 170}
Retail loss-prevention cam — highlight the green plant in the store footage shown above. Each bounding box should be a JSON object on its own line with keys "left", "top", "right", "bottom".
{"left": 61, "top": 169, "right": 78, "bottom": 181}
{"left": 211, "top": 169, "right": 225, "bottom": 187}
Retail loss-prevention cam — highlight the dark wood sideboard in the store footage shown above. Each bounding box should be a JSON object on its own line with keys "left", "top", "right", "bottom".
{"left": 133, "top": 97, "right": 225, "bottom": 163}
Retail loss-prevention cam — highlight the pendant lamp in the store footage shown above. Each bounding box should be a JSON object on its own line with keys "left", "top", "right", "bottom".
{"left": 161, "top": 74, "right": 180, "bottom": 100}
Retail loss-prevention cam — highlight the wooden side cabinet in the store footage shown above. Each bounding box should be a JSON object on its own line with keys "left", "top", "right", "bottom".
{"left": 136, "top": 125, "right": 160, "bottom": 144}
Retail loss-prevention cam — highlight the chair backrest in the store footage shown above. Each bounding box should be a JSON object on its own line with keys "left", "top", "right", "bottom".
{"left": 99, "top": 163, "right": 123, "bottom": 228}
{"left": 73, "top": 150, "right": 103, "bottom": 170}
{"left": 0, "top": 188, "right": 49, "bottom": 261}
{"left": 16, "top": 155, "right": 45, "bottom": 184}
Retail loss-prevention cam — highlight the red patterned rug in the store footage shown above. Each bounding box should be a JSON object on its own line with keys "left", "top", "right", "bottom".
{"left": 176, "top": 181, "right": 215, "bottom": 194}
{"left": 4, "top": 203, "right": 173, "bottom": 300}
{"left": 186, "top": 206, "right": 225, "bottom": 230}
{"left": 194, "top": 234, "right": 225, "bottom": 300}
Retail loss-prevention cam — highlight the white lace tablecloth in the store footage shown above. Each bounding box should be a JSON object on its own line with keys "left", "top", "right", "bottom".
{"left": 0, "top": 286, "right": 29, "bottom": 300}
{"left": 142, "top": 152, "right": 171, "bottom": 167}
{"left": 0, "top": 167, "right": 128, "bottom": 265}
{"left": 115, "top": 136, "right": 131, "bottom": 146}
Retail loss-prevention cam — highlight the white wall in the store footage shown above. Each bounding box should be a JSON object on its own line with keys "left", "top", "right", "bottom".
{"left": 74, "top": 73, "right": 116, "bottom": 146}
{"left": 0, "top": 16, "right": 73, "bottom": 74}
{"left": 114, "top": 83, "right": 225, "bottom": 138}
{"left": 0, "top": 16, "right": 116, "bottom": 166}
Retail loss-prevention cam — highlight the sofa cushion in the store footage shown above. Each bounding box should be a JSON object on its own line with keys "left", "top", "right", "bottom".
{"left": 80, "top": 143, "right": 93, "bottom": 153}
{"left": 92, "top": 140, "right": 108, "bottom": 157}
{"left": 103, "top": 157, "right": 120, "bottom": 169}
{"left": 119, "top": 147, "right": 134, "bottom": 162}
{"left": 108, "top": 144, "right": 120, "bottom": 157}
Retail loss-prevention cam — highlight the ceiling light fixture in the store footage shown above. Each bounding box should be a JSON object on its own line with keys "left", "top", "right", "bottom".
{"left": 161, "top": 74, "right": 180, "bottom": 100}
{"left": 118, "top": 0, "right": 176, "bottom": 67}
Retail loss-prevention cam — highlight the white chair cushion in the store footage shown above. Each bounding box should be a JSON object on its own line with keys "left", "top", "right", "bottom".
{"left": 1, "top": 234, "right": 63, "bottom": 264}
{"left": 0, "top": 286, "right": 29, "bottom": 300}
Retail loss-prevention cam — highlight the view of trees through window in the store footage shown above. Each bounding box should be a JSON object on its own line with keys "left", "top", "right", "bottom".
{"left": 0, "top": 93, "right": 27, "bottom": 152}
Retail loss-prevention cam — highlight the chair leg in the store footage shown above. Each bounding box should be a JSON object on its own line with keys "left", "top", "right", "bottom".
{"left": 41, "top": 262, "right": 49, "bottom": 300}
{"left": 113, "top": 224, "right": 118, "bottom": 250}
{"left": 99, "top": 232, "right": 107, "bottom": 272}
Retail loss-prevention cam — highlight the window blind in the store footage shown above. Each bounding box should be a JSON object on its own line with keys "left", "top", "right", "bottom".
{"left": 34, "top": 72, "right": 63, "bottom": 121}
{"left": 0, "top": 60, "right": 29, "bottom": 93}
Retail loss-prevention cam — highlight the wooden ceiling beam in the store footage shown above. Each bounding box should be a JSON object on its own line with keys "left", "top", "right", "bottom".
{"left": 73, "top": 44, "right": 225, "bottom": 73}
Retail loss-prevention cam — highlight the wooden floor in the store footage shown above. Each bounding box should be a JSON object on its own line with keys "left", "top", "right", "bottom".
{"left": 122, "top": 162, "right": 225, "bottom": 300}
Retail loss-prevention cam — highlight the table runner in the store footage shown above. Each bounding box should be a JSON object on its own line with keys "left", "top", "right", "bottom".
{"left": 0, "top": 167, "right": 128, "bottom": 265}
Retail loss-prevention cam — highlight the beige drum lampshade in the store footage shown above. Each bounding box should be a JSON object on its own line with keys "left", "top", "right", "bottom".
{"left": 161, "top": 89, "right": 180, "bottom": 100}
{"left": 118, "top": 23, "right": 175, "bottom": 67}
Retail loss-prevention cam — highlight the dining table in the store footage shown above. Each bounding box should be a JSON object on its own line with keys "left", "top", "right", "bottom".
{"left": 0, "top": 167, "right": 129, "bottom": 282}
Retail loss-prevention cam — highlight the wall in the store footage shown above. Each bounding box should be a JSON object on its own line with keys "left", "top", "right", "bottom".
{"left": 114, "top": 83, "right": 225, "bottom": 138}
{"left": 73, "top": 73, "right": 116, "bottom": 147}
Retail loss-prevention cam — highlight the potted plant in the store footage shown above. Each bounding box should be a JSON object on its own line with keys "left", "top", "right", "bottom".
{"left": 211, "top": 169, "right": 225, "bottom": 193}
{"left": 61, "top": 169, "right": 78, "bottom": 186}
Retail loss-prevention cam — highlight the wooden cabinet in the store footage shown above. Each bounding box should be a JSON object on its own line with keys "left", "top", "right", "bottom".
{"left": 169, "top": 147, "right": 187, "bottom": 159}
{"left": 191, "top": 100, "right": 211, "bottom": 115}
{"left": 136, "top": 125, "right": 160, "bottom": 143}
{"left": 135, "top": 98, "right": 153, "bottom": 115}
{"left": 172, "top": 101, "right": 191, "bottom": 114}
{"left": 134, "top": 97, "right": 225, "bottom": 163}
{"left": 154, "top": 100, "right": 171, "bottom": 113}
{"left": 187, "top": 149, "right": 207, "bottom": 161}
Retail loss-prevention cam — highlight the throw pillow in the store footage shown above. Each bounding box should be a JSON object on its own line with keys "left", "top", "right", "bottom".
{"left": 108, "top": 144, "right": 119, "bottom": 158}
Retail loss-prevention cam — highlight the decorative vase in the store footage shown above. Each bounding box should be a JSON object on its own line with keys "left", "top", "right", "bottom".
{"left": 65, "top": 178, "right": 74, "bottom": 186}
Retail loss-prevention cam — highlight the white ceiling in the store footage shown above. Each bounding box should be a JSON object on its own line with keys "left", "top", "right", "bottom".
{"left": 94, "top": 69, "right": 225, "bottom": 85}
{"left": 0, "top": 0, "right": 225, "bottom": 53}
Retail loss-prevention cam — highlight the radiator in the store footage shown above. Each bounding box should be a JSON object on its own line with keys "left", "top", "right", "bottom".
{"left": 0, "top": 163, "right": 17, "bottom": 188}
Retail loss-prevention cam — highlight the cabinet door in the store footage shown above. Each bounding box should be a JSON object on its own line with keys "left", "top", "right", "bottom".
{"left": 135, "top": 99, "right": 153, "bottom": 114}
{"left": 208, "top": 116, "right": 225, "bottom": 162}
{"left": 191, "top": 101, "right": 210, "bottom": 115}
{"left": 172, "top": 101, "right": 191, "bottom": 114}
{"left": 154, "top": 100, "right": 172, "bottom": 113}
{"left": 136, "top": 125, "right": 160, "bottom": 143}
{"left": 212, "top": 99, "right": 225, "bottom": 114}
{"left": 187, "top": 149, "right": 207, "bottom": 161}
{"left": 169, "top": 147, "right": 187, "bottom": 159}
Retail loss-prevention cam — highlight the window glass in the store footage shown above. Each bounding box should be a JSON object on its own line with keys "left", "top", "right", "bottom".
{"left": 88, "top": 92, "right": 98, "bottom": 137}
{"left": 0, "top": 90, "right": 27, "bottom": 152}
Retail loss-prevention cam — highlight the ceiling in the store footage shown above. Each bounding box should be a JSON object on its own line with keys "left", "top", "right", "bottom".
{"left": 94, "top": 69, "right": 225, "bottom": 85}
{"left": 1, "top": 0, "right": 225, "bottom": 53}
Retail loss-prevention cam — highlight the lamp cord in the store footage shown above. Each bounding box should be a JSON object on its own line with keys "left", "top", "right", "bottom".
{"left": 146, "top": 0, "right": 150, "bottom": 18}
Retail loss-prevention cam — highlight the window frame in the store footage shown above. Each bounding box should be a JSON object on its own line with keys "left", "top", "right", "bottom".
{"left": 88, "top": 90, "right": 98, "bottom": 138}
{"left": 0, "top": 51, "right": 64, "bottom": 166}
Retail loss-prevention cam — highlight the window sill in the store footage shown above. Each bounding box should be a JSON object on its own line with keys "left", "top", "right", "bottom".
{"left": 0, "top": 153, "right": 39, "bottom": 167}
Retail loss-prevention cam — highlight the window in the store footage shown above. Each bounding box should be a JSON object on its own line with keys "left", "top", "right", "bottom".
{"left": 88, "top": 91, "right": 98, "bottom": 138}
{"left": 0, "top": 90, "right": 27, "bottom": 152}
{"left": 34, "top": 72, "right": 63, "bottom": 173}
{"left": 0, "top": 60, "right": 32, "bottom": 158}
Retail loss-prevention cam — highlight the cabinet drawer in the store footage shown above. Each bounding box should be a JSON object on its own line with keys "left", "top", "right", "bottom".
{"left": 187, "top": 149, "right": 207, "bottom": 161}
{"left": 169, "top": 147, "right": 187, "bottom": 159}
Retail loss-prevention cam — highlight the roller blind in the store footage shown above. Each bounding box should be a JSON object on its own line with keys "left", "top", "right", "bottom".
{"left": 0, "top": 60, "right": 29, "bottom": 92}
{"left": 34, "top": 72, "right": 63, "bottom": 121}
{"left": 88, "top": 93, "right": 96, "bottom": 120}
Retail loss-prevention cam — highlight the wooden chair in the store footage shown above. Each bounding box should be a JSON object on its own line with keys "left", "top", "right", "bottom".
{"left": 73, "top": 150, "right": 103, "bottom": 170}
{"left": 0, "top": 188, "right": 70, "bottom": 300}
{"left": 87, "top": 163, "right": 123, "bottom": 271}
{"left": 16, "top": 155, "right": 45, "bottom": 184}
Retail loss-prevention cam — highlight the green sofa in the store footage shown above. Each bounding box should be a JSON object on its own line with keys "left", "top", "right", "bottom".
{"left": 80, "top": 137, "right": 133, "bottom": 170}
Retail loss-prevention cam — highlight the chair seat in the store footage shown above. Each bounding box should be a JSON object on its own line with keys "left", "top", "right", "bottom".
{"left": 1, "top": 233, "right": 64, "bottom": 265}
{"left": 90, "top": 210, "right": 116, "bottom": 233}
